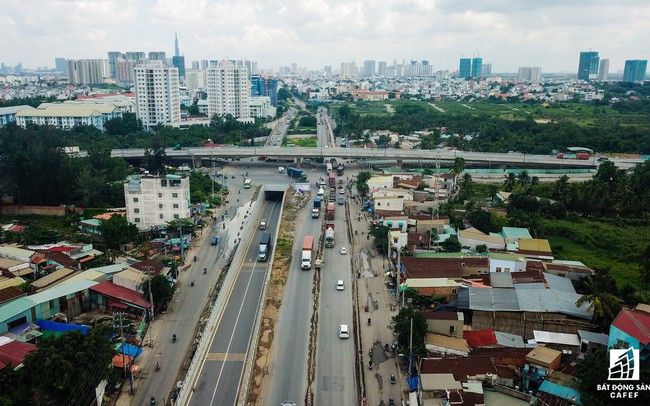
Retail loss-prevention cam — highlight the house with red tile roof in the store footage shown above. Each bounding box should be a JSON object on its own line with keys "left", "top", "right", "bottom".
{"left": 464, "top": 329, "right": 498, "bottom": 348}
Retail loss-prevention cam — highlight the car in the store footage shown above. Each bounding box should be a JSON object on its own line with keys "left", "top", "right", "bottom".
{"left": 211, "top": 237, "right": 218, "bottom": 246}
{"left": 339, "top": 247, "right": 347, "bottom": 255}
{"left": 336, "top": 280, "right": 345, "bottom": 291}
{"left": 339, "top": 324, "right": 349, "bottom": 339}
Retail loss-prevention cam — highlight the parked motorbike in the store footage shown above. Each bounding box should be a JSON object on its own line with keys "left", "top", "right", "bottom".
{"left": 390, "top": 374, "right": 396, "bottom": 384}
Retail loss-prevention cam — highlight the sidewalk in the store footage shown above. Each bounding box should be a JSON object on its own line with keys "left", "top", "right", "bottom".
{"left": 350, "top": 193, "right": 404, "bottom": 406}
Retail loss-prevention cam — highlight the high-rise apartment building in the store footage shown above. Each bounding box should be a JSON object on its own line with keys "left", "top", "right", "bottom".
{"left": 251, "top": 76, "right": 279, "bottom": 106}
{"left": 207, "top": 61, "right": 251, "bottom": 120}
{"left": 323, "top": 66, "right": 332, "bottom": 75}
{"left": 115, "top": 59, "right": 135, "bottom": 83}
{"left": 471, "top": 57, "right": 482, "bottom": 80}
{"left": 459, "top": 58, "right": 471, "bottom": 78}
{"left": 107, "top": 51, "right": 123, "bottom": 79}
{"left": 623, "top": 60, "right": 647, "bottom": 82}
{"left": 148, "top": 52, "right": 167, "bottom": 62}
{"left": 124, "top": 174, "right": 190, "bottom": 230}
{"left": 191, "top": 61, "right": 200, "bottom": 70}
{"left": 185, "top": 70, "right": 207, "bottom": 90}
{"left": 134, "top": 62, "right": 181, "bottom": 130}
{"left": 482, "top": 63, "right": 492, "bottom": 76}
{"left": 125, "top": 52, "right": 146, "bottom": 62}
{"left": 363, "top": 60, "right": 376, "bottom": 76}
{"left": 598, "top": 59, "right": 609, "bottom": 80}
{"left": 55, "top": 58, "right": 67, "bottom": 75}
{"left": 377, "top": 61, "right": 387, "bottom": 76}
{"left": 67, "top": 59, "right": 106, "bottom": 84}
{"left": 517, "top": 67, "right": 542, "bottom": 83}
{"left": 578, "top": 51, "right": 599, "bottom": 81}
{"left": 340, "top": 62, "right": 357, "bottom": 78}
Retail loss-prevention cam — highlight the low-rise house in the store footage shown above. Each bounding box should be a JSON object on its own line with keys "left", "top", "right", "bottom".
{"left": 577, "top": 330, "right": 609, "bottom": 355}
{"left": 509, "top": 238, "right": 554, "bottom": 261}
{"left": 543, "top": 260, "right": 593, "bottom": 281}
{"left": 0, "top": 105, "right": 35, "bottom": 127}
{"left": 488, "top": 252, "right": 527, "bottom": 273}
{"left": 608, "top": 304, "right": 650, "bottom": 365}
{"left": 32, "top": 267, "right": 79, "bottom": 291}
{"left": 89, "top": 280, "right": 151, "bottom": 314}
{"left": 422, "top": 311, "right": 464, "bottom": 338}
{"left": 399, "top": 257, "right": 464, "bottom": 303}
{"left": 537, "top": 380, "right": 582, "bottom": 405}
{"left": 112, "top": 268, "right": 147, "bottom": 293}
{"left": 532, "top": 330, "right": 581, "bottom": 354}
{"left": 464, "top": 329, "right": 498, "bottom": 348}
{"left": 523, "top": 346, "right": 562, "bottom": 392}
{"left": 419, "top": 356, "right": 498, "bottom": 405}
{"left": 458, "top": 227, "right": 506, "bottom": 251}
{"left": 425, "top": 333, "right": 470, "bottom": 356}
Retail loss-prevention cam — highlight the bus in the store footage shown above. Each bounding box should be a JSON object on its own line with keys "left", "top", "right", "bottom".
{"left": 244, "top": 178, "right": 252, "bottom": 189}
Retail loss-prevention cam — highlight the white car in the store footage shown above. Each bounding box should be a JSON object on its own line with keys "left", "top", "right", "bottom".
{"left": 340, "top": 247, "right": 348, "bottom": 255}
{"left": 336, "top": 280, "right": 345, "bottom": 291}
{"left": 339, "top": 324, "right": 350, "bottom": 339}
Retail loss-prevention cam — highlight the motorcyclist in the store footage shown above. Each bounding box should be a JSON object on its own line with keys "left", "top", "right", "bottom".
{"left": 191, "top": 279, "right": 195, "bottom": 287}
{"left": 368, "top": 317, "right": 371, "bottom": 326}
{"left": 156, "top": 361, "right": 160, "bottom": 371}
{"left": 172, "top": 333, "right": 176, "bottom": 342}
{"left": 193, "top": 255, "right": 197, "bottom": 262}
{"left": 150, "top": 396, "right": 156, "bottom": 405}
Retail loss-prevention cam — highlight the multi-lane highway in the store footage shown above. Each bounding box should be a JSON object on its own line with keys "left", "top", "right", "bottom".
{"left": 188, "top": 198, "right": 282, "bottom": 405}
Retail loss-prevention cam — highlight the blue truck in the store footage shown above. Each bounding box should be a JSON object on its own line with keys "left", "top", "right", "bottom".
{"left": 287, "top": 166, "right": 307, "bottom": 181}
{"left": 258, "top": 232, "right": 272, "bottom": 262}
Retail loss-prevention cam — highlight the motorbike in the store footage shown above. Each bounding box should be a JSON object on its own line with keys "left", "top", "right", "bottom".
{"left": 367, "top": 318, "right": 371, "bottom": 326}
{"left": 389, "top": 397, "right": 395, "bottom": 406}
{"left": 364, "top": 304, "right": 369, "bottom": 312}
{"left": 156, "top": 361, "right": 160, "bottom": 371}
{"left": 150, "top": 396, "right": 156, "bottom": 406}
{"left": 193, "top": 256, "right": 197, "bottom": 262}
{"left": 191, "top": 279, "right": 195, "bottom": 287}
{"left": 172, "top": 334, "right": 176, "bottom": 343}
{"left": 203, "top": 268, "right": 207, "bottom": 274}
{"left": 390, "top": 374, "right": 396, "bottom": 384}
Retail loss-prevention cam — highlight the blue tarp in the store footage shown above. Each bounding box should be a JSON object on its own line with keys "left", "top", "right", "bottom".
{"left": 35, "top": 320, "right": 89, "bottom": 335}
{"left": 408, "top": 376, "right": 419, "bottom": 391}
{"left": 118, "top": 343, "right": 143, "bottom": 359}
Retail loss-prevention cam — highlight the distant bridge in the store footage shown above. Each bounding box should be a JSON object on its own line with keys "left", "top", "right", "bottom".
{"left": 110, "top": 146, "right": 599, "bottom": 168}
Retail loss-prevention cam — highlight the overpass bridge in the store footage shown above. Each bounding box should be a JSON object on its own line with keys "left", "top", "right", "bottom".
{"left": 110, "top": 146, "right": 598, "bottom": 168}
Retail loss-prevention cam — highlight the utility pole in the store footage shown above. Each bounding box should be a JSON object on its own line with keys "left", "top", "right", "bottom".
{"left": 114, "top": 312, "right": 134, "bottom": 394}
{"left": 179, "top": 222, "right": 184, "bottom": 263}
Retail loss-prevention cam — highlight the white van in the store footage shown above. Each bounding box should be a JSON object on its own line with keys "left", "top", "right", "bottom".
{"left": 278, "top": 167, "right": 285, "bottom": 174}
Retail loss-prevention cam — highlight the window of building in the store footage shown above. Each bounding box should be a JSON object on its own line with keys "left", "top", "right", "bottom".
{"left": 616, "top": 340, "right": 630, "bottom": 349}
{"left": 159, "top": 204, "right": 163, "bottom": 209}
{"left": 173, "top": 214, "right": 180, "bottom": 219}
{"left": 159, "top": 214, "right": 163, "bottom": 219}
{"left": 135, "top": 218, "right": 140, "bottom": 223}
{"left": 160, "top": 179, "right": 168, "bottom": 187}
{"left": 133, "top": 197, "right": 139, "bottom": 202}
{"left": 451, "top": 288, "right": 458, "bottom": 295}
{"left": 134, "top": 208, "right": 140, "bottom": 213}
{"left": 158, "top": 193, "right": 162, "bottom": 198}
{"left": 172, "top": 193, "right": 178, "bottom": 198}
{"left": 496, "top": 267, "right": 502, "bottom": 272}
{"left": 173, "top": 204, "right": 179, "bottom": 209}
{"left": 449, "top": 325, "right": 456, "bottom": 334}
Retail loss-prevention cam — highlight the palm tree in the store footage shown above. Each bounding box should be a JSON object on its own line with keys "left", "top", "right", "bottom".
{"left": 452, "top": 157, "right": 465, "bottom": 177}
{"left": 517, "top": 170, "right": 530, "bottom": 190}
{"left": 576, "top": 270, "right": 623, "bottom": 328}
{"left": 503, "top": 172, "right": 517, "bottom": 192}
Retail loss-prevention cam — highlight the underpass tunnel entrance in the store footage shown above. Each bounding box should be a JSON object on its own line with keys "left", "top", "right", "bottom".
{"left": 263, "top": 185, "right": 286, "bottom": 201}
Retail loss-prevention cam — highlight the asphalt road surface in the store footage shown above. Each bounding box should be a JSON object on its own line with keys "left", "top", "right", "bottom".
{"left": 188, "top": 194, "right": 282, "bottom": 405}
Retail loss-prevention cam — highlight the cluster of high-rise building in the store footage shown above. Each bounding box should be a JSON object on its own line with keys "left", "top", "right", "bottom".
{"left": 577, "top": 51, "right": 646, "bottom": 83}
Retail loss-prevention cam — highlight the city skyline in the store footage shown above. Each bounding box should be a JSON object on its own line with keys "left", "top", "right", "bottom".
{"left": 2, "top": 1, "right": 649, "bottom": 73}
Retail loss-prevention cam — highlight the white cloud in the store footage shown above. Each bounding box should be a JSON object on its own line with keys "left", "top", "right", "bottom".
{"left": 1, "top": 0, "right": 648, "bottom": 72}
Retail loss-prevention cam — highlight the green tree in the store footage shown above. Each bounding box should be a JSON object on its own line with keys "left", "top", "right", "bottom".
{"left": 576, "top": 268, "right": 623, "bottom": 329}
{"left": 144, "top": 136, "right": 167, "bottom": 175}
{"left": 517, "top": 170, "right": 531, "bottom": 190}
{"left": 369, "top": 224, "right": 390, "bottom": 254}
{"left": 98, "top": 214, "right": 139, "bottom": 250}
{"left": 356, "top": 171, "right": 372, "bottom": 197}
{"left": 141, "top": 273, "right": 176, "bottom": 312}
{"left": 503, "top": 172, "right": 517, "bottom": 192}
{"left": 441, "top": 236, "right": 462, "bottom": 252}
{"left": 641, "top": 245, "right": 650, "bottom": 288}
{"left": 18, "top": 325, "right": 116, "bottom": 405}
{"left": 390, "top": 307, "right": 428, "bottom": 357}
{"left": 575, "top": 350, "right": 610, "bottom": 405}
{"left": 451, "top": 157, "right": 465, "bottom": 176}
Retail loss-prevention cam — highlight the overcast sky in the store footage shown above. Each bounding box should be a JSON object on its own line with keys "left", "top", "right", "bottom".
{"left": 2, "top": 0, "right": 649, "bottom": 73}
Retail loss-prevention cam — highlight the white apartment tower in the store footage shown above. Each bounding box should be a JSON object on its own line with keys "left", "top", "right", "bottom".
{"left": 124, "top": 175, "right": 190, "bottom": 230}
{"left": 134, "top": 62, "right": 181, "bottom": 130}
{"left": 517, "top": 67, "right": 542, "bottom": 83}
{"left": 207, "top": 61, "right": 251, "bottom": 120}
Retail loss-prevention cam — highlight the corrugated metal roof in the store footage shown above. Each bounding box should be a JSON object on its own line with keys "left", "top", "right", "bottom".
{"left": 612, "top": 308, "right": 650, "bottom": 345}
{"left": 467, "top": 287, "right": 519, "bottom": 312}
{"left": 501, "top": 227, "right": 533, "bottom": 240}
{"left": 577, "top": 330, "right": 609, "bottom": 346}
{"left": 538, "top": 381, "right": 581, "bottom": 404}
{"left": 494, "top": 331, "right": 526, "bottom": 348}
{"left": 533, "top": 330, "right": 580, "bottom": 346}
{"left": 490, "top": 272, "right": 513, "bottom": 288}
{"left": 0, "top": 105, "right": 36, "bottom": 115}
{"left": 90, "top": 281, "right": 150, "bottom": 309}
{"left": 543, "top": 272, "right": 576, "bottom": 293}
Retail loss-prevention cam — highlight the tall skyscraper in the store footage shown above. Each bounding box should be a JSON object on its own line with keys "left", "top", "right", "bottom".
{"left": 517, "top": 67, "right": 542, "bottom": 83}
{"left": 598, "top": 59, "right": 609, "bottom": 80}
{"left": 340, "top": 62, "right": 357, "bottom": 78}
{"left": 172, "top": 34, "right": 185, "bottom": 78}
{"left": 55, "top": 58, "right": 67, "bottom": 75}
{"left": 134, "top": 62, "right": 181, "bottom": 129}
{"left": 115, "top": 58, "right": 135, "bottom": 83}
{"left": 623, "top": 60, "right": 647, "bottom": 82}
{"left": 207, "top": 61, "right": 250, "bottom": 120}
{"left": 67, "top": 59, "right": 106, "bottom": 84}
{"left": 148, "top": 52, "right": 167, "bottom": 62}
{"left": 124, "top": 52, "right": 145, "bottom": 62}
{"left": 459, "top": 58, "right": 471, "bottom": 78}
{"left": 107, "top": 51, "right": 123, "bottom": 79}
{"left": 482, "top": 63, "right": 492, "bottom": 76}
{"left": 251, "top": 75, "right": 279, "bottom": 106}
{"left": 174, "top": 33, "right": 180, "bottom": 57}
{"left": 471, "top": 57, "right": 482, "bottom": 80}
{"left": 377, "top": 61, "right": 387, "bottom": 76}
{"left": 363, "top": 60, "right": 376, "bottom": 76}
{"left": 578, "top": 51, "right": 599, "bottom": 81}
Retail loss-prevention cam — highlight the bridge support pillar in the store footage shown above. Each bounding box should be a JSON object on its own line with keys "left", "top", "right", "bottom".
{"left": 396, "top": 159, "right": 403, "bottom": 168}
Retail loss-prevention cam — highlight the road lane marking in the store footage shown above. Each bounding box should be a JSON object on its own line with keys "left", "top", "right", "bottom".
{"left": 206, "top": 352, "right": 246, "bottom": 362}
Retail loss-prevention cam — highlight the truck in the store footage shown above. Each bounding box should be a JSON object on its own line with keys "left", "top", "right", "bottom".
{"left": 326, "top": 162, "right": 333, "bottom": 173}
{"left": 326, "top": 202, "right": 335, "bottom": 220}
{"left": 301, "top": 236, "right": 314, "bottom": 270}
{"left": 312, "top": 198, "right": 322, "bottom": 218}
{"left": 557, "top": 152, "right": 590, "bottom": 160}
{"left": 329, "top": 188, "right": 336, "bottom": 202}
{"left": 336, "top": 164, "right": 344, "bottom": 176}
{"left": 258, "top": 232, "right": 272, "bottom": 262}
{"left": 317, "top": 188, "right": 324, "bottom": 199}
{"left": 260, "top": 220, "right": 267, "bottom": 230}
{"left": 278, "top": 166, "right": 285, "bottom": 174}
{"left": 325, "top": 223, "right": 335, "bottom": 248}
{"left": 328, "top": 172, "right": 336, "bottom": 187}
{"left": 287, "top": 166, "right": 305, "bottom": 180}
